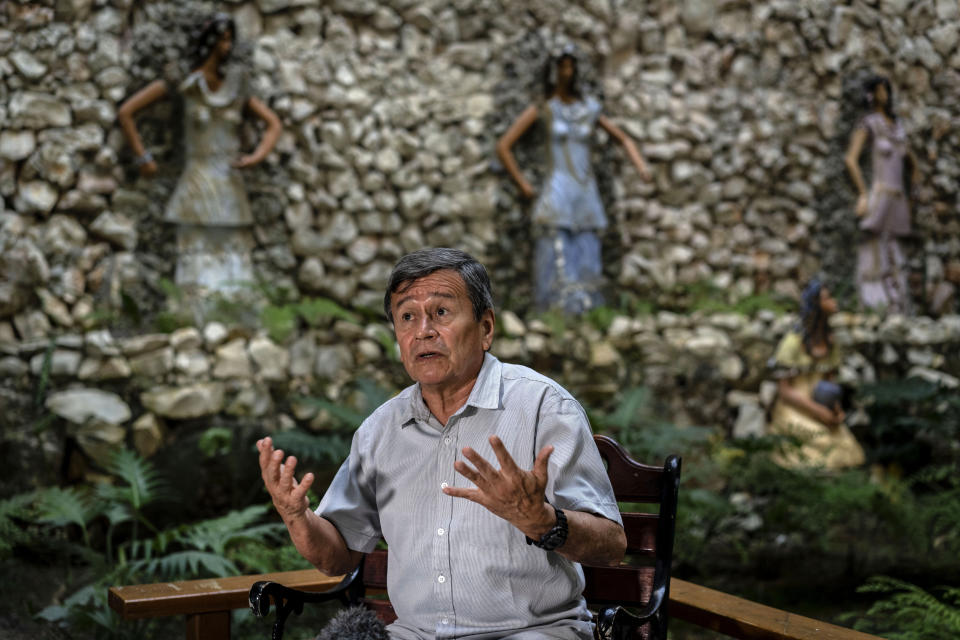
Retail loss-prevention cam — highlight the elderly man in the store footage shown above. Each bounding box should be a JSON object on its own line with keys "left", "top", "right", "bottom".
{"left": 258, "top": 248, "right": 625, "bottom": 639}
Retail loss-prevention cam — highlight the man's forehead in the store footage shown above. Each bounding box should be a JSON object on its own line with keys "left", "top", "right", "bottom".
{"left": 393, "top": 270, "right": 467, "bottom": 305}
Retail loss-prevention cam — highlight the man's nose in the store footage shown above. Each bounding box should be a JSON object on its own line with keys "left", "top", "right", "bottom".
{"left": 415, "top": 315, "right": 437, "bottom": 339}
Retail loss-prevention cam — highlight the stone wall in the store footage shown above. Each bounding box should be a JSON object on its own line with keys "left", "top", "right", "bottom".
{"left": 2, "top": 308, "right": 959, "bottom": 474}
{"left": 3, "top": 0, "right": 960, "bottom": 474}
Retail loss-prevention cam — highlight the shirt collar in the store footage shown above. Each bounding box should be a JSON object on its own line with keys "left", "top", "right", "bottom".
{"left": 400, "top": 352, "right": 503, "bottom": 427}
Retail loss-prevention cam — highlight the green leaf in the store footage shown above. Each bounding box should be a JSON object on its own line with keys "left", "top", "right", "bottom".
{"left": 260, "top": 304, "right": 298, "bottom": 343}
{"left": 296, "top": 297, "right": 360, "bottom": 326}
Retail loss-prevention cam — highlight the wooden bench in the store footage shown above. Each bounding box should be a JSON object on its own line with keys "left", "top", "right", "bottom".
{"left": 109, "top": 434, "right": 881, "bottom": 639}
{"left": 108, "top": 573, "right": 882, "bottom": 640}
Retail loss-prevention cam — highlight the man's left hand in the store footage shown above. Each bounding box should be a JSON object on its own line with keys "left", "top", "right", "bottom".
{"left": 444, "top": 435, "right": 556, "bottom": 538}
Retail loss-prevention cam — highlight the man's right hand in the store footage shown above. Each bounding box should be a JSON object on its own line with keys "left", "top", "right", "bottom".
{"left": 258, "top": 437, "right": 315, "bottom": 523}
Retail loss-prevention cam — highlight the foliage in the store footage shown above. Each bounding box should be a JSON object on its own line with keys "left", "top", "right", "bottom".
{"left": 273, "top": 377, "right": 397, "bottom": 465}
{"left": 668, "top": 279, "right": 796, "bottom": 316}
{"left": 3, "top": 448, "right": 291, "bottom": 638}
{"left": 857, "top": 376, "right": 960, "bottom": 472}
{"left": 853, "top": 576, "right": 960, "bottom": 639}
{"left": 261, "top": 296, "right": 361, "bottom": 343}
{"left": 0, "top": 492, "right": 35, "bottom": 558}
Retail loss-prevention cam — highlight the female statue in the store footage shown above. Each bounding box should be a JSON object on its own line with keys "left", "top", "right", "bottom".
{"left": 496, "top": 46, "right": 651, "bottom": 314}
{"left": 117, "top": 13, "right": 281, "bottom": 297}
{"left": 768, "top": 280, "right": 865, "bottom": 470}
{"left": 844, "top": 75, "right": 919, "bottom": 314}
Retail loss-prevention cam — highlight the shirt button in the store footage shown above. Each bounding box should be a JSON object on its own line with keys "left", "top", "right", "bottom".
{"left": 444, "top": 436, "right": 451, "bottom": 445}
{"left": 441, "top": 618, "right": 449, "bottom": 625}
{"left": 438, "top": 575, "right": 446, "bottom": 583}
{"left": 437, "top": 528, "right": 445, "bottom": 536}
{"left": 440, "top": 482, "right": 448, "bottom": 489}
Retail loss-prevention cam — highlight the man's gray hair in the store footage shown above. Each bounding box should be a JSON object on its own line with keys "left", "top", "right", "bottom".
{"left": 384, "top": 248, "right": 494, "bottom": 323}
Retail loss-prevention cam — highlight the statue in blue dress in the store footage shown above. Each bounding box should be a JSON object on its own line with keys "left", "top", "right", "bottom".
{"left": 497, "top": 45, "right": 651, "bottom": 314}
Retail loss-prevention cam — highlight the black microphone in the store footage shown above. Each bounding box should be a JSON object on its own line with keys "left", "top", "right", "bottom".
{"left": 316, "top": 605, "right": 389, "bottom": 640}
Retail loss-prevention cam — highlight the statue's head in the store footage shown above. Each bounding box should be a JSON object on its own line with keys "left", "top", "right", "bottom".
{"left": 543, "top": 43, "right": 582, "bottom": 99}
{"left": 799, "top": 278, "right": 836, "bottom": 350}
{"left": 863, "top": 74, "right": 896, "bottom": 119}
{"left": 192, "top": 13, "right": 236, "bottom": 68}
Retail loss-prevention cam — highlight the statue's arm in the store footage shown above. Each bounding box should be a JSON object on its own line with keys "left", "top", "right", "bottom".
{"left": 496, "top": 104, "right": 539, "bottom": 199}
{"left": 236, "top": 96, "right": 283, "bottom": 168}
{"left": 597, "top": 114, "right": 650, "bottom": 182}
{"left": 117, "top": 79, "right": 168, "bottom": 176}
{"left": 844, "top": 127, "right": 869, "bottom": 216}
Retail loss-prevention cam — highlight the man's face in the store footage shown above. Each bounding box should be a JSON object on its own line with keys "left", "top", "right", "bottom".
{"left": 391, "top": 270, "right": 494, "bottom": 396}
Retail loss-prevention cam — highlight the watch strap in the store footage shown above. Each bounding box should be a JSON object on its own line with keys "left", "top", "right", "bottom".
{"left": 525, "top": 503, "right": 568, "bottom": 551}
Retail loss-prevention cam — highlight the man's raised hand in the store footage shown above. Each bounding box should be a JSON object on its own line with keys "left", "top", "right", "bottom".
{"left": 444, "top": 435, "right": 556, "bottom": 538}
{"left": 257, "top": 436, "right": 315, "bottom": 523}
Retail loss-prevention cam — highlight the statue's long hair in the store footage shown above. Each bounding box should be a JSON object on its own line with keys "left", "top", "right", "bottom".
{"left": 863, "top": 74, "right": 897, "bottom": 121}
{"left": 799, "top": 278, "right": 832, "bottom": 354}
{"left": 191, "top": 13, "right": 236, "bottom": 71}
{"left": 542, "top": 46, "right": 583, "bottom": 100}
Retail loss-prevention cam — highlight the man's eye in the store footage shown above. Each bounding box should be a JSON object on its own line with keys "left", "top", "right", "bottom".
{"left": 401, "top": 313, "right": 413, "bottom": 321}
{"left": 436, "top": 308, "right": 447, "bottom": 316}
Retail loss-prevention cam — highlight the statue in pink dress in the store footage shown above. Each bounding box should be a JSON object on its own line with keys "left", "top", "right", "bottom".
{"left": 844, "top": 75, "right": 920, "bottom": 314}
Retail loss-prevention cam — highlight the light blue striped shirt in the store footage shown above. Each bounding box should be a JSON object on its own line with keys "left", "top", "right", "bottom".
{"left": 316, "top": 353, "right": 622, "bottom": 639}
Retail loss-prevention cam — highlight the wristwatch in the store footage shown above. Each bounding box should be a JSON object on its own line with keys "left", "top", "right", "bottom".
{"left": 526, "top": 503, "right": 568, "bottom": 551}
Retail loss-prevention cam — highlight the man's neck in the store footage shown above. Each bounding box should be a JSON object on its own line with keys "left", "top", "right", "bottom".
{"left": 419, "top": 363, "right": 485, "bottom": 426}
{"left": 421, "top": 382, "right": 474, "bottom": 427}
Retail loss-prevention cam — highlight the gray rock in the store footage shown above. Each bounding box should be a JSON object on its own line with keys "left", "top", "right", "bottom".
{"left": 170, "top": 327, "right": 202, "bottom": 352}
{"left": 733, "top": 401, "right": 766, "bottom": 439}
{"left": 14, "top": 181, "right": 59, "bottom": 215}
{"left": 213, "top": 338, "right": 253, "bottom": 379}
{"left": 37, "top": 288, "right": 72, "bottom": 327}
{"left": 141, "top": 383, "right": 227, "bottom": 419}
{"left": 226, "top": 383, "right": 273, "bottom": 417}
{"left": 174, "top": 350, "right": 210, "bottom": 377}
{"left": 13, "top": 310, "right": 51, "bottom": 341}
{"left": 132, "top": 413, "right": 166, "bottom": 458}
{"left": 46, "top": 388, "right": 131, "bottom": 424}
{"left": 121, "top": 333, "right": 170, "bottom": 356}
{"left": 288, "top": 332, "right": 317, "bottom": 378}
{"left": 10, "top": 50, "right": 47, "bottom": 79}
{"left": 77, "top": 356, "right": 131, "bottom": 380}
{"left": 249, "top": 335, "right": 289, "bottom": 382}
{"left": 204, "top": 322, "right": 229, "bottom": 348}
{"left": 75, "top": 421, "right": 126, "bottom": 465}
{"left": 0, "top": 355, "right": 27, "bottom": 377}
{"left": 8, "top": 92, "right": 71, "bottom": 129}
{"left": 0, "top": 131, "right": 36, "bottom": 161}
{"left": 89, "top": 211, "right": 137, "bottom": 250}
{"left": 314, "top": 343, "right": 354, "bottom": 379}
{"left": 129, "top": 347, "right": 174, "bottom": 378}
{"left": 298, "top": 257, "right": 327, "bottom": 291}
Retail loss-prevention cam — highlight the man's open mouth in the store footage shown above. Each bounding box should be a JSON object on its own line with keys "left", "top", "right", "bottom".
{"left": 417, "top": 352, "right": 441, "bottom": 359}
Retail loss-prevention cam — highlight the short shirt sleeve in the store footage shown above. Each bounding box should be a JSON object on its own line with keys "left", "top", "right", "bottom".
{"left": 315, "top": 425, "right": 383, "bottom": 553}
{"left": 538, "top": 392, "right": 623, "bottom": 527}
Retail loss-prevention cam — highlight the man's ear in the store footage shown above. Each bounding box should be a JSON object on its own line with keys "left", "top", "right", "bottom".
{"left": 480, "top": 309, "right": 495, "bottom": 351}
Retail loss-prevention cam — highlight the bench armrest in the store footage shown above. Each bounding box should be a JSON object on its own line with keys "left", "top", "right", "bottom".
{"left": 249, "top": 565, "right": 363, "bottom": 640}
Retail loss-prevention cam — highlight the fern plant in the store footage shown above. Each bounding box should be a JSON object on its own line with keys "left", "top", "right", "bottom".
{"left": 853, "top": 576, "right": 960, "bottom": 639}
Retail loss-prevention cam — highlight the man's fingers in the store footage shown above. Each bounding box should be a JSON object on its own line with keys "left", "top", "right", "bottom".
{"left": 292, "top": 471, "right": 314, "bottom": 500}
{"left": 443, "top": 486, "right": 483, "bottom": 503}
{"left": 453, "top": 459, "right": 484, "bottom": 487}
{"left": 489, "top": 436, "right": 521, "bottom": 476}
{"left": 461, "top": 447, "right": 497, "bottom": 479}
{"left": 533, "top": 445, "right": 554, "bottom": 482}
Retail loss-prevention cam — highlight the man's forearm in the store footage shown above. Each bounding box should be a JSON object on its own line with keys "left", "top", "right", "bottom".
{"left": 284, "top": 509, "right": 360, "bottom": 576}
{"left": 557, "top": 509, "right": 626, "bottom": 566}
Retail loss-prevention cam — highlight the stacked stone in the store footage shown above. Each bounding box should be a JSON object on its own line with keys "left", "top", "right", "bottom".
{"left": 3, "top": 306, "right": 959, "bottom": 470}
{"left": 3, "top": 1, "right": 960, "bottom": 343}
{"left": 3, "top": 1, "right": 960, "bottom": 471}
